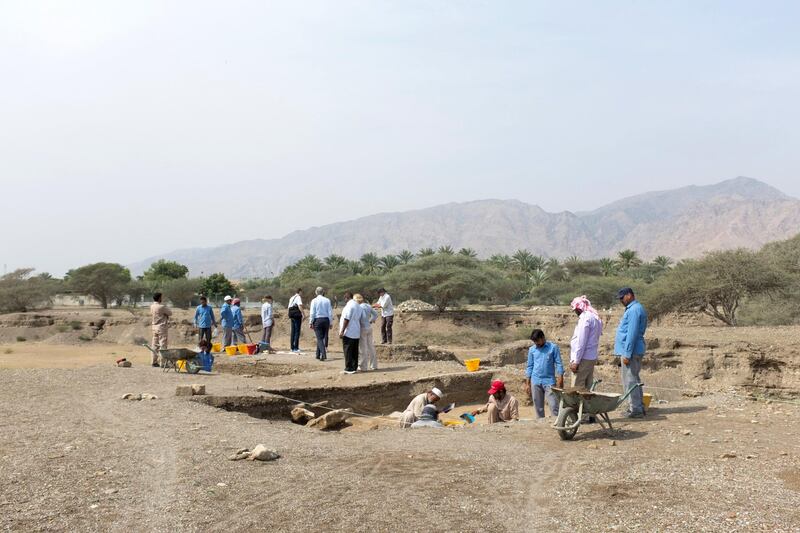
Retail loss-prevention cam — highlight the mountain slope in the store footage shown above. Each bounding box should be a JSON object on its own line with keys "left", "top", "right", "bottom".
{"left": 130, "top": 177, "right": 800, "bottom": 278}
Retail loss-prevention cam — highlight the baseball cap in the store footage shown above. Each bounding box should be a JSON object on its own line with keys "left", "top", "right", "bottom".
{"left": 487, "top": 380, "right": 506, "bottom": 395}
{"left": 224, "top": 295, "right": 232, "bottom": 301}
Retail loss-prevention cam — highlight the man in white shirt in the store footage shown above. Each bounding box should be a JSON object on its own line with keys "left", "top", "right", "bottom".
{"left": 338, "top": 291, "right": 362, "bottom": 374}
{"left": 374, "top": 288, "right": 395, "bottom": 344}
{"left": 260, "top": 295, "right": 276, "bottom": 354}
{"left": 309, "top": 287, "right": 334, "bottom": 361}
{"left": 287, "top": 288, "right": 304, "bottom": 353}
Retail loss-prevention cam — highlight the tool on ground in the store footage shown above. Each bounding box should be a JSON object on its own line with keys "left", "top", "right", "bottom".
{"left": 460, "top": 413, "right": 476, "bottom": 424}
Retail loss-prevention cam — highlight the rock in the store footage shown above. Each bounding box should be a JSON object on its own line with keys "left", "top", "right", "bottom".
{"left": 117, "top": 360, "right": 132, "bottom": 368}
{"left": 121, "top": 393, "right": 141, "bottom": 400}
{"left": 140, "top": 393, "right": 158, "bottom": 400}
{"left": 395, "top": 299, "right": 436, "bottom": 312}
{"left": 710, "top": 438, "right": 720, "bottom": 443}
{"left": 191, "top": 384, "right": 206, "bottom": 395}
{"left": 248, "top": 444, "right": 280, "bottom": 461}
{"left": 176, "top": 385, "right": 194, "bottom": 397}
{"left": 228, "top": 451, "right": 250, "bottom": 461}
{"left": 609, "top": 440, "right": 617, "bottom": 447}
{"left": 103, "top": 488, "right": 118, "bottom": 495}
{"left": 721, "top": 452, "right": 737, "bottom": 459}
{"left": 291, "top": 407, "right": 315, "bottom": 424}
{"left": 682, "top": 430, "right": 692, "bottom": 436}
{"left": 217, "top": 482, "right": 227, "bottom": 487}
{"left": 485, "top": 340, "right": 533, "bottom": 366}
{"left": 235, "top": 447, "right": 249, "bottom": 454}
{"left": 307, "top": 409, "right": 354, "bottom": 430}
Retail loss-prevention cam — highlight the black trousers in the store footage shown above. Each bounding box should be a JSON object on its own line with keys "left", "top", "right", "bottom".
{"left": 342, "top": 336, "right": 359, "bottom": 371}
{"left": 199, "top": 327, "right": 212, "bottom": 345}
{"left": 290, "top": 317, "right": 302, "bottom": 351}
{"left": 313, "top": 318, "right": 330, "bottom": 360}
{"left": 381, "top": 315, "right": 394, "bottom": 344}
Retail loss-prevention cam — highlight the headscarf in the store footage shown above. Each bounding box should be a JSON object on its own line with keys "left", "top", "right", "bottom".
{"left": 570, "top": 295, "right": 599, "bottom": 319}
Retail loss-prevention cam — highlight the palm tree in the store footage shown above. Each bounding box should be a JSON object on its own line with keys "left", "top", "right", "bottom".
{"left": 599, "top": 258, "right": 617, "bottom": 277}
{"left": 296, "top": 254, "right": 323, "bottom": 272}
{"left": 458, "top": 247, "right": 478, "bottom": 258}
{"left": 529, "top": 269, "right": 549, "bottom": 287}
{"left": 437, "top": 245, "right": 455, "bottom": 255}
{"left": 346, "top": 260, "right": 364, "bottom": 275}
{"left": 380, "top": 255, "right": 401, "bottom": 272}
{"left": 397, "top": 250, "right": 415, "bottom": 264}
{"left": 512, "top": 249, "right": 546, "bottom": 274}
{"left": 418, "top": 247, "right": 435, "bottom": 257}
{"left": 488, "top": 254, "right": 513, "bottom": 270}
{"left": 546, "top": 257, "right": 570, "bottom": 281}
{"left": 360, "top": 253, "right": 381, "bottom": 275}
{"left": 652, "top": 255, "right": 674, "bottom": 270}
{"left": 616, "top": 249, "right": 643, "bottom": 270}
{"left": 323, "top": 254, "right": 347, "bottom": 270}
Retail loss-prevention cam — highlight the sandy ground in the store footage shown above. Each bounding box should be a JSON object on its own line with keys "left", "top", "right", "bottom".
{"left": 2, "top": 342, "right": 800, "bottom": 532}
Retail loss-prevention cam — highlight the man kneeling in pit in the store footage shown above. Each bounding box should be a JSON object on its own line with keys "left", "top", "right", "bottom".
{"left": 399, "top": 387, "right": 444, "bottom": 428}
{"left": 471, "top": 380, "right": 519, "bottom": 424}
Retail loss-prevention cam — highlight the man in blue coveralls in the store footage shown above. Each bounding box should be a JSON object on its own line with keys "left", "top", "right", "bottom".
{"left": 614, "top": 287, "right": 648, "bottom": 418}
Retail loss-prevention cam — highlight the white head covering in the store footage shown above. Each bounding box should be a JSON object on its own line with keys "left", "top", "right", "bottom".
{"left": 431, "top": 387, "right": 444, "bottom": 399}
{"left": 224, "top": 295, "right": 232, "bottom": 301}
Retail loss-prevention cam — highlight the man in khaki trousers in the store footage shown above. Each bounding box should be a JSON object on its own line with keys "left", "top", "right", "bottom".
{"left": 569, "top": 295, "right": 603, "bottom": 390}
{"left": 150, "top": 292, "right": 172, "bottom": 367}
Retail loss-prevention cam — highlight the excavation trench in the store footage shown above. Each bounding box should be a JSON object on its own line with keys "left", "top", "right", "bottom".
{"left": 195, "top": 369, "right": 516, "bottom": 421}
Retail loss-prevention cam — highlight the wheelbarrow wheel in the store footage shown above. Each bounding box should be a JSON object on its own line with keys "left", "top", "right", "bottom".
{"left": 556, "top": 407, "right": 579, "bottom": 440}
{"left": 186, "top": 360, "right": 202, "bottom": 374}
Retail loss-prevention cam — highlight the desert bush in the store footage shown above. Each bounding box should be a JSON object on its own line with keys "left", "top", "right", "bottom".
{"left": 529, "top": 275, "right": 643, "bottom": 309}
{"left": 56, "top": 325, "right": 69, "bottom": 333}
{"left": 16, "top": 336, "right": 26, "bottom": 342}
{"left": 65, "top": 263, "right": 131, "bottom": 309}
{"left": 644, "top": 249, "right": 787, "bottom": 326}
{"left": 0, "top": 268, "right": 60, "bottom": 313}
{"left": 78, "top": 334, "right": 92, "bottom": 342}
{"left": 70, "top": 320, "right": 82, "bottom": 330}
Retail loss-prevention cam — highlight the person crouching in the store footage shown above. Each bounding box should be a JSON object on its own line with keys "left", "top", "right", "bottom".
{"left": 472, "top": 380, "right": 519, "bottom": 423}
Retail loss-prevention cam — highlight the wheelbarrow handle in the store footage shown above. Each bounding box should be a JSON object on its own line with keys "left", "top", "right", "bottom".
{"left": 617, "top": 382, "right": 644, "bottom": 405}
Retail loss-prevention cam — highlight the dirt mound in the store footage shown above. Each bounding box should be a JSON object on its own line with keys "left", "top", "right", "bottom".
{"left": 484, "top": 340, "right": 532, "bottom": 366}
{"left": 396, "top": 300, "right": 436, "bottom": 312}
{"left": 375, "top": 344, "right": 458, "bottom": 363}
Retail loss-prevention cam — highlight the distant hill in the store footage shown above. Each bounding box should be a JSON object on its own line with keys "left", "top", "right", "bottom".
{"left": 130, "top": 177, "right": 800, "bottom": 278}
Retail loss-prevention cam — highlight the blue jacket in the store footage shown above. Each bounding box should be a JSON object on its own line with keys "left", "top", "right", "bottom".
{"left": 614, "top": 300, "right": 648, "bottom": 357}
{"left": 526, "top": 341, "right": 565, "bottom": 386}
{"left": 231, "top": 305, "right": 244, "bottom": 329}
{"left": 220, "top": 303, "right": 234, "bottom": 328}
{"left": 194, "top": 304, "right": 216, "bottom": 328}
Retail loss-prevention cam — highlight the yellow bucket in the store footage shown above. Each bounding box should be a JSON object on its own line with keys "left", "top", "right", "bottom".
{"left": 176, "top": 359, "right": 187, "bottom": 372}
{"left": 237, "top": 343, "right": 249, "bottom": 354}
{"left": 643, "top": 393, "right": 652, "bottom": 409}
{"left": 211, "top": 342, "right": 222, "bottom": 353}
{"left": 225, "top": 345, "right": 238, "bottom": 356}
{"left": 464, "top": 358, "right": 480, "bottom": 372}
{"left": 443, "top": 420, "right": 465, "bottom": 427}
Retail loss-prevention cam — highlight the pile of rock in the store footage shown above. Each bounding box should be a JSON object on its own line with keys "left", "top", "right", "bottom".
{"left": 121, "top": 393, "right": 158, "bottom": 401}
{"left": 396, "top": 299, "right": 436, "bottom": 312}
{"left": 228, "top": 444, "right": 281, "bottom": 462}
{"left": 290, "top": 401, "right": 354, "bottom": 430}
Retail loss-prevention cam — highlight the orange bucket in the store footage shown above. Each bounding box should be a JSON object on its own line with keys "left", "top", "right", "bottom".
{"left": 245, "top": 344, "right": 257, "bottom": 355}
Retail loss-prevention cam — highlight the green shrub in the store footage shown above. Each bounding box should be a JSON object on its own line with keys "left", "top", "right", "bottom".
{"left": 70, "top": 321, "right": 82, "bottom": 330}
{"left": 78, "top": 334, "right": 92, "bottom": 342}
{"left": 56, "top": 324, "right": 69, "bottom": 333}
{"left": 101, "top": 311, "right": 112, "bottom": 317}
{"left": 16, "top": 336, "right": 26, "bottom": 342}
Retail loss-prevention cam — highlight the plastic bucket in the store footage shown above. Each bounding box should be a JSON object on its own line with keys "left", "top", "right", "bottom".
{"left": 237, "top": 343, "right": 249, "bottom": 355}
{"left": 245, "top": 343, "right": 257, "bottom": 355}
{"left": 211, "top": 342, "right": 222, "bottom": 353}
{"left": 225, "top": 345, "right": 238, "bottom": 356}
{"left": 643, "top": 393, "right": 652, "bottom": 409}
{"left": 176, "top": 359, "right": 187, "bottom": 372}
{"left": 464, "top": 358, "right": 480, "bottom": 372}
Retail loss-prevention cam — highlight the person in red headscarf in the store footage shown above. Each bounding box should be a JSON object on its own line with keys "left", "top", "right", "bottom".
{"left": 471, "top": 380, "right": 519, "bottom": 424}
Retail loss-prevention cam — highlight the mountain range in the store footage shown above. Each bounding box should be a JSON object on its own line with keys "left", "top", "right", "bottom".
{"left": 130, "top": 177, "right": 800, "bottom": 279}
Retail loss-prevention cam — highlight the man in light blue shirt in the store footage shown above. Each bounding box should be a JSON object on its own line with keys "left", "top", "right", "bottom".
{"left": 338, "top": 292, "right": 362, "bottom": 374}
{"left": 220, "top": 295, "right": 234, "bottom": 348}
{"left": 193, "top": 296, "right": 216, "bottom": 346}
{"left": 309, "top": 287, "right": 334, "bottom": 361}
{"left": 231, "top": 298, "right": 246, "bottom": 344}
{"left": 614, "top": 287, "right": 648, "bottom": 418}
{"left": 524, "top": 329, "right": 565, "bottom": 418}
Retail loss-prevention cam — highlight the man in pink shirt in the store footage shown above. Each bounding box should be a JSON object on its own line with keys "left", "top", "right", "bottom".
{"left": 569, "top": 295, "right": 603, "bottom": 390}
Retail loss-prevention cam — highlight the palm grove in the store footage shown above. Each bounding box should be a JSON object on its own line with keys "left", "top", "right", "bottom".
{"left": 2, "top": 234, "right": 798, "bottom": 327}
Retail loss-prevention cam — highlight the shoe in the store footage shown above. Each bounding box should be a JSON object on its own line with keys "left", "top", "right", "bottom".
{"left": 151, "top": 363, "right": 160, "bottom": 368}
{"left": 370, "top": 367, "right": 379, "bottom": 371}
{"left": 623, "top": 412, "right": 644, "bottom": 419}
{"left": 357, "top": 367, "right": 362, "bottom": 371}
{"left": 343, "top": 370, "right": 356, "bottom": 375}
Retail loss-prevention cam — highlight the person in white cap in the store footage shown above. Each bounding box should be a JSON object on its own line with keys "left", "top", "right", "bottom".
{"left": 399, "top": 388, "right": 443, "bottom": 428}
{"left": 220, "top": 295, "right": 234, "bottom": 348}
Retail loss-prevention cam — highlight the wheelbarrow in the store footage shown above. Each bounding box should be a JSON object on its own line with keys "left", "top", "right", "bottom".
{"left": 551, "top": 382, "right": 643, "bottom": 440}
{"left": 142, "top": 344, "right": 202, "bottom": 374}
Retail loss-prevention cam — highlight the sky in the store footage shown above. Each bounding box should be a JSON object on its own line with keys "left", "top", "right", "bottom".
{"left": 1, "top": 1, "right": 799, "bottom": 276}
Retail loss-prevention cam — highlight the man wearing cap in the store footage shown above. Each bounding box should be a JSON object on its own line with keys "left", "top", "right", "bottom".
{"left": 231, "top": 298, "right": 246, "bottom": 344}
{"left": 410, "top": 404, "right": 444, "bottom": 429}
{"left": 569, "top": 295, "right": 603, "bottom": 391}
{"left": 615, "top": 287, "right": 648, "bottom": 418}
{"left": 472, "top": 380, "right": 519, "bottom": 424}
{"left": 220, "top": 296, "right": 234, "bottom": 348}
{"left": 400, "top": 388, "right": 443, "bottom": 428}
{"left": 193, "top": 295, "right": 216, "bottom": 346}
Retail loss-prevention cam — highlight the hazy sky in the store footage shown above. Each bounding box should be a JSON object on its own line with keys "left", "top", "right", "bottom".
{"left": 1, "top": 1, "right": 799, "bottom": 276}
